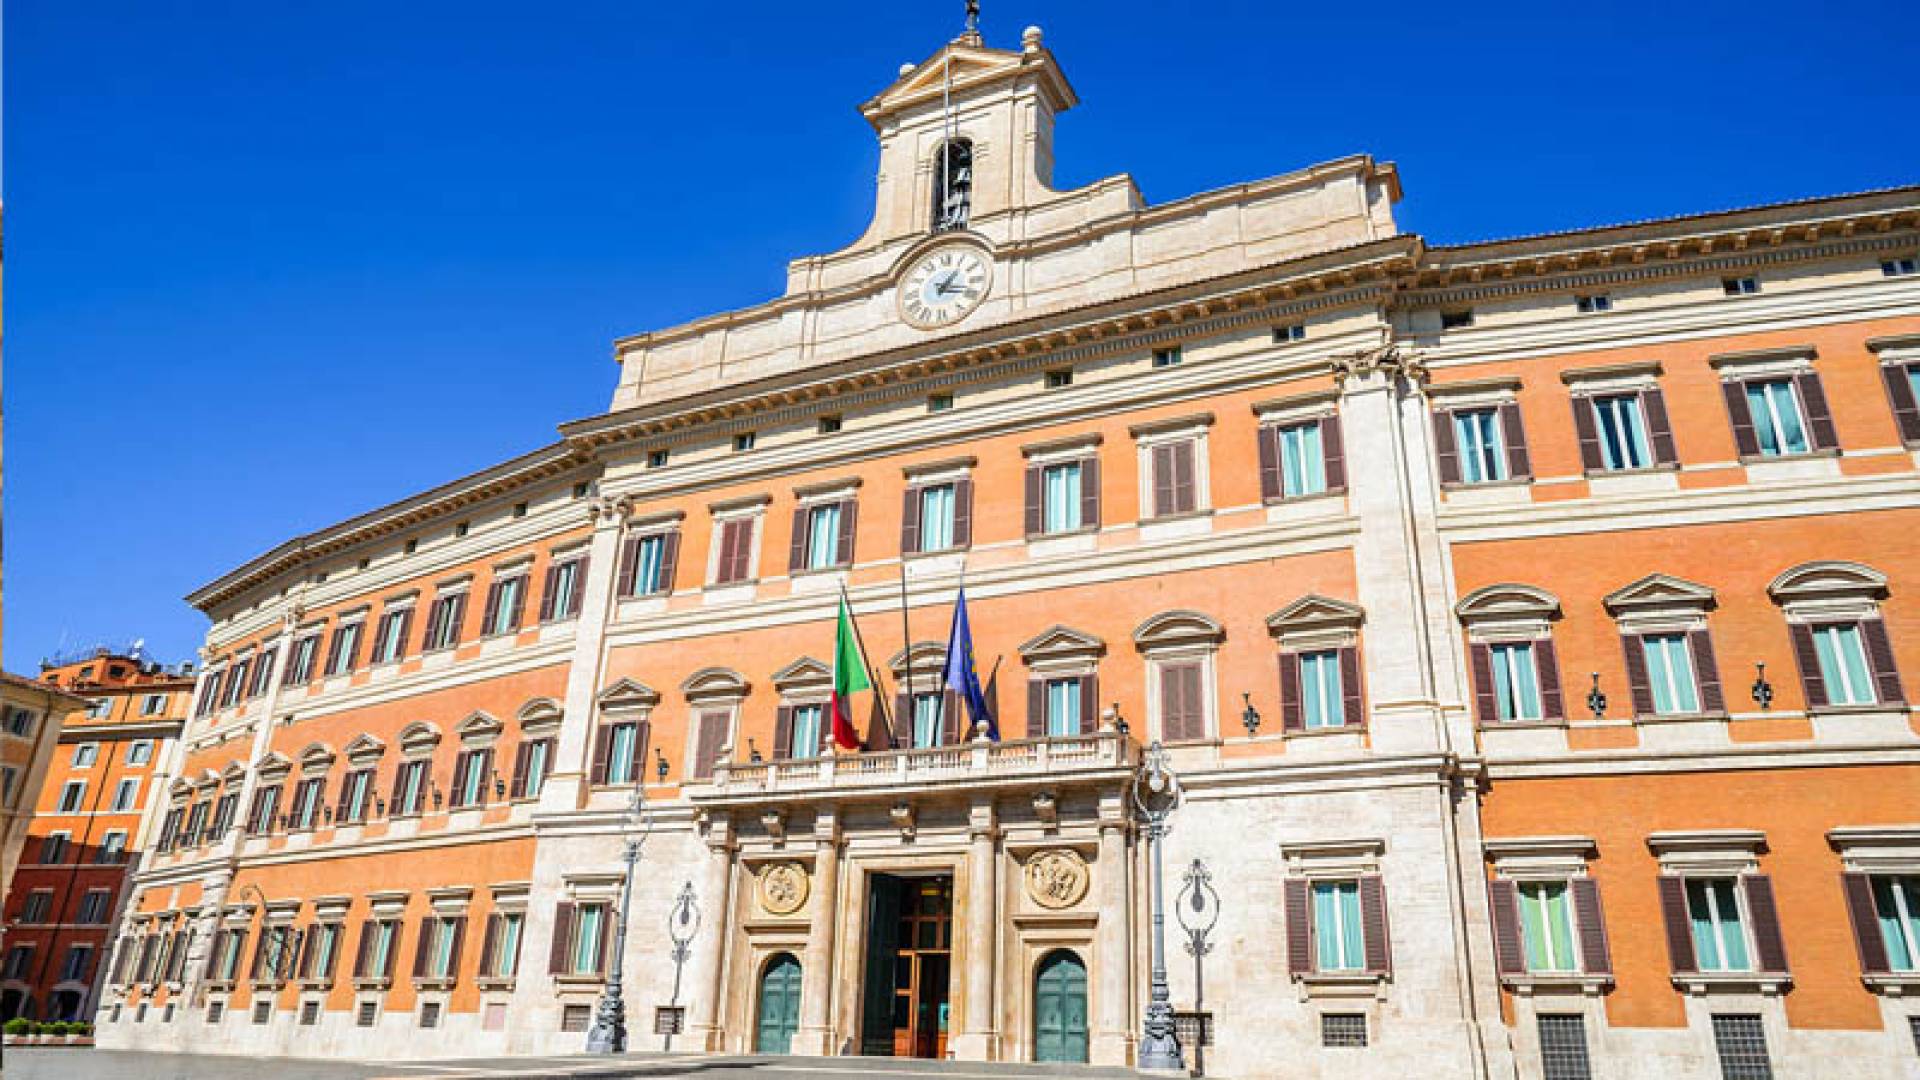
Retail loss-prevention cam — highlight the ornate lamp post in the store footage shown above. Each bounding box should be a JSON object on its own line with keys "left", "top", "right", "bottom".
{"left": 587, "top": 784, "right": 654, "bottom": 1053}
{"left": 1175, "top": 859, "right": 1221, "bottom": 1077}
{"left": 661, "top": 881, "right": 700, "bottom": 1051}
{"left": 1133, "top": 740, "right": 1185, "bottom": 1072}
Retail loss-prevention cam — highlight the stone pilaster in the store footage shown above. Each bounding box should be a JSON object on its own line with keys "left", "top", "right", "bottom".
{"left": 543, "top": 493, "right": 628, "bottom": 811}
{"left": 795, "top": 808, "right": 841, "bottom": 1055}
{"left": 687, "top": 813, "right": 735, "bottom": 1052}
{"left": 1091, "top": 796, "right": 1133, "bottom": 1066}
{"left": 951, "top": 798, "right": 999, "bottom": 1060}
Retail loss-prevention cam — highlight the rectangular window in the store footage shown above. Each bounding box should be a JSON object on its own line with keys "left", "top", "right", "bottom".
{"left": 356, "top": 1001, "right": 378, "bottom": 1027}
{"left": 127, "top": 739, "right": 154, "bottom": 766}
{"left": 1537, "top": 1014, "right": 1593, "bottom": 1080}
{"left": 6, "top": 708, "right": 36, "bottom": 735}
{"left": 424, "top": 593, "right": 465, "bottom": 651}
{"left": 1642, "top": 634, "right": 1702, "bottom": 714}
{"left": 1440, "top": 308, "right": 1475, "bottom": 329}
{"left": 817, "top": 414, "right": 842, "bottom": 434}
{"left": 713, "top": 518, "right": 756, "bottom": 585}
{"left": 1312, "top": 881, "right": 1365, "bottom": 971}
{"left": 1152, "top": 346, "right": 1183, "bottom": 368}
{"left": 1687, "top": 879, "right": 1752, "bottom": 972}
{"left": 250, "top": 651, "right": 278, "bottom": 697}
{"left": 249, "top": 785, "right": 282, "bottom": 833}
{"left": 918, "top": 484, "right": 956, "bottom": 552}
{"left": 1277, "top": 421, "right": 1327, "bottom": 498}
{"left": 210, "top": 793, "right": 239, "bottom": 837}
{"left": 427, "top": 917, "right": 460, "bottom": 978}
{"left": 630, "top": 534, "right": 669, "bottom": 595}
{"left": 86, "top": 698, "right": 114, "bottom": 719}
{"left": 61, "top": 945, "right": 93, "bottom": 981}
{"left": 308, "top": 923, "right": 342, "bottom": 981}
{"left": 911, "top": 693, "right": 944, "bottom": 748}
{"left": 393, "top": 761, "right": 428, "bottom": 816}
{"left": 1711, "top": 1014, "right": 1773, "bottom": 1080}
{"left": 1884, "top": 258, "right": 1919, "bottom": 277}
{"left": 58, "top": 781, "right": 86, "bottom": 813}
{"left": 1273, "top": 323, "right": 1306, "bottom": 343}
{"left": 1590, "top": 394, "right": 1653, "bottom": 470}
{"left": 606, "top": 723, "right": 638, "bottom": 785}
{"left": 142, "top": 693, "right": 169, "bottom": 715}
{"left": 1299, "top": 650, "right": 1345, "bottom": 730}
{"left": 1320, "top": 1013, "right": 1367, "bottom": 1048}
{"left": 373, "top": 608, "right": 410, "bottom": 663}
{"left": 3, "top": 947, "right": 31, "bottom": 979}
{"left": 1454, "top": 409, "right": 1507, "bottom": 483}
{"left": 1042, "top": 462, "right": 1084, "bottom": 533}
{"left": 111, "top": 777, "right": 141, "bottom": 812}
{"left": 790, "top": 704, "right": 824, "bottom": 758}
{"left": 1743, "top": 380, "right": 1810, "bottom": 456}
{"left": 488, "top": 912, "right": 524, "bottom": 978}
{"left": 325, "top": 621, "right": 364, "bottom": 676}
{"left": 41, "top": 832, "right": 71, "bottom": 864}
{"left": 1575, "top": 294, "right": 1612, "bottom": 314}
{"left": 290, "top": 777, "right": 325, "bottom": 830}
{"left": 486, "top": 576, "right": 526, "bottom": 636}
{"left": 21, "top": 891, "right": 52, "bottom": 923}
{"left": 1872, "top": 875, "right": 1920, "bottom": 972}
{"left": 1723, "top": 276, "right": 1760, "bottom": 296}
{"left": 1489, "top": 642, "right": 1543, "bottom": 722}
{"left": 340, "top": 768, "right": 373, "bottom": 823}
{"left": 452, "top": 750, "right": 490, "bottom": 808}
{"left": 1043, "top": 678, "right": 1082, "bottom": 737}
{"left": 570, "top": 904, "right": 606, "bottom": 975}
{"left": 1811, "top": 624, "right": 1876, "bottom": 706}
{"left": 519, "top": 739, "right": 552, "bottom": 800}
{"left": 927, "top": 393, "right": 954, "bottom": 413}
{"left": 97, "top": 831, "right": 127, "bottom": 863}
{"left": 74, "top": 742, "right": 99, "bottom": 768}
{"left": 1045, "top": 369, "right": 1073, "bottom": 389}
{"left": 804, "top": 503, "right": 844, "bottom": 571}
{"left": 1518, "top": 882, "right": 1578, "bottom": 972}
{"left": 1148, "top": 440, "right": 1199, "bottom": 518}
{"left": 77, "top": 889, "right": 112, "bottom": 924}
{"left": 548, "top": 557, "right": 584, "bottom": 618}
{"left": 733, "top": 432, "right": 756, "bottom": 452}
{"left": 1, "top": 767, "right": 17, "bottom": 807}
{"left": 647, "top": 448, "right": 670, "bottom": 468}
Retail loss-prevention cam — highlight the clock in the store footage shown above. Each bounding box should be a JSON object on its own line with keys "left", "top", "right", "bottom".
{"left": 898, "top": 244, "right": 992, "bottom": 329}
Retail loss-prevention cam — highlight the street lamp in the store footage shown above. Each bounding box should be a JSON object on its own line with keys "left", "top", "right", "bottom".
{"left": 1175, "top": 859, "right": 1221, "bottom": 1077}
{"left": 662, "top": 881, "right": 700, "bottom": 1051}
{"left": 586, "top": 784, "right": 654, "bottom": 1053}
{"left": 1133, "top": 740, "right": 1185, "bottom": 1072}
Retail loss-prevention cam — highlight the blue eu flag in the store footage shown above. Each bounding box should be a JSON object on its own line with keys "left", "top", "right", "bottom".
{"left": 941, "top": 589, "right": 996, "bottom": 741}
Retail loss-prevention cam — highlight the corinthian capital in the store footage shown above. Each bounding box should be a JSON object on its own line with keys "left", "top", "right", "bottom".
{"left": 1331, "top": 343, "right": 1427, "bottom": 388}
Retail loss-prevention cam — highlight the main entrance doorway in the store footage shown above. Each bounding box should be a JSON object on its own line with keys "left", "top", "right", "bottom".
{"left": 757, "top": 952, "right": 803, "bottom": 1054}
{"left": 1034, "top": 949, "right": 1089, "bottom": 1063}
{"left": 859, "top": 873, "right": 953, "bottom": 1058}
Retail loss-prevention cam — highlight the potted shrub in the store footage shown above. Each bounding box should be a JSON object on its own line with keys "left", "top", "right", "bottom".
{"left": 3, "top": 1016, "right": 29, "bottom": 1042}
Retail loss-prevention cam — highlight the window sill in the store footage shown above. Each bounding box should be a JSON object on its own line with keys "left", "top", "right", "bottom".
{"left": 552, "top": 973, "right": 608, "bottom": 988}
{"left": 475, "top": 976, "right": 517, "bottom": 992}
{"left": 1285, "top": 724, "right": 1363, "bottom": 739}
{"left": 1476, "top": 718, "right": 1568, "bottom": 732}
{"left": 903, "top": 545, "right": 971, "bottom": 560}
{"left": 1671, "top": 971, "right": 1790, "bottom": 996}
{"left": 1293, "top": 971, "right": 1389, "bottom": 1002}
{"left": 1502, "top": 972, "right": 1612, "bottom": 996}
{"left": 1807, "top": 703, "right": 1902, "bottom": 718}
{"left": 296, "top": 978, "right": 335, "bottom": 991}
{"left": 1863, "top": 973, "right": 1920, "bottom": 995}
{"left": 1262, "top": 489, "right": 1345, "bottom": 507}
{"left": 351, "top": 977, "right": 394, "bottom": 991}
{"left": 1632, "top": 711, "right": 1730, "bottom": 726}
{"left": 203, "top": 979, "right": 236, "bottom": 993}
{"left": 1737, "top": 448, "right": 1841, "bottom": 465}
{"left": 1440, "top": 477, "right": 1531, "bottom": 492}
{"left": 1141, "top": 508, "right": 1213, "bottom": 526}
{"left": 250, "top": 979, "right": 288, "bottom": 991}
{"left": 1582, "top": 463, "right": 1680, "bottom": 478}
{"left": 412, "top": 977, "right": 457, "bottom": 991}
{"left": 1024, "top": 526, "right": 1099, "bottom": 542}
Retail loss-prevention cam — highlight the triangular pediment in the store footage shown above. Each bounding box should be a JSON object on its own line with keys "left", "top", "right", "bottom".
{"left": 1603, "top": 574, "right": 1716, "bottom": 614}
{"left": 1017, "top": 625, "right": 1106, "bottom": 662}
{"left": 596, "top": 678, "right": 660, "bottom": 709}
{"left": 1265, "top": 595, "right": 1366, "bottom": 636}
{"left": 862, "top": 37, "right": 1074, "bottom": 124}
{"left": 344, "top": 733, "right": 386, "bottom": 766}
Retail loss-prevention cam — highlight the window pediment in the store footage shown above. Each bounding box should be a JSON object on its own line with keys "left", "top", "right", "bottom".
{"left": 597, "top": 679, "right": 661, "bottom": 715}
{"left": 518, "top": 697, "right": 564, "bottom": 734}
{"left": 681, "top": 667, "right": 749, "bottom": 703}
{"left": 1602, "top": 573, "right": 1715, "bottom": 618}
{"left": 1017, "top": 625, "right": 1106, "bottom": 665}
{"left": 456, "top": 711, "right": 503, "bottom": 747}
{"left": 773, "top": 656, "right": 833, "bottom": 693}
{"left": 297, "top": 743, "right": 336, "bottom": 776}
{"left": 1767, "top": 561, "right": 1888, "bottom": 611}
{"left": 397, "top": 722, "right": 442, "bottom": 758}
{"left": 1132, "top": 610, "right": 1225, "bottom": 653}
{"left": 1457, "top": 584, "right": 1560, "bottom": 642}
{"left": 254, "top": 751, "right": 293, "bottom": 780}
{"left": 1266, "top": 596, "right": 1365, "bottom": 649}
{"left": 885, "top": 642, "right": 948, "bottom": 678}
{"left": 344, "top": 734, "right": 386, "bottom": 768}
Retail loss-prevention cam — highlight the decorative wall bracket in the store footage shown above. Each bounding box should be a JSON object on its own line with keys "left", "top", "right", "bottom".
{"left": 890, "top": 801, "right": 916, "bottom": 842}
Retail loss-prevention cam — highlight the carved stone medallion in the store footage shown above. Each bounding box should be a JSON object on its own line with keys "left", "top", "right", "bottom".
{"left": 1024, "top": 848, "right": 1090, "bottom": 910}
{"left": 758, "top": 861, "right": 810, "bottom": 916}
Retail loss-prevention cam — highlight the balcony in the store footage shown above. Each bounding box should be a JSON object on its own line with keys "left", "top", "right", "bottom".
{"left": 694, "top": 730, "right": 1136, "bottom": 807}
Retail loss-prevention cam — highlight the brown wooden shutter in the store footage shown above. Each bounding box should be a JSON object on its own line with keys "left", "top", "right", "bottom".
{"left": 1339, "top": 646, "right": 1364, "bottom": 728}
{"left": 411, "top": 918, "right": 431, "bottom": 978}
{"left": 1023, "top": 466, "right": 1043, "bottom": 536}
{"left": 1722, "top": 380, "right": 1761, "bottom": 457}
{"left": 1883, "top": 364, "right": 1920, "bottom": 444}
{"left": 901, "top": 484, "right": 923, "bottom": 555}
{"left": 1689, "top": 629, "right": 1724, "bottom": 713}
{"left": 1499, "top": 402, "right": 1531, "bottom": 480}
{"left": 694, "top": 712, "right": 726, "bottom": 779}
{"left": 1079, "top": 673, "right": 1099, "bottom": 733}
{"left": 1174, "top": 440, "right": 1198, "bottom": 514}
{"left": 539, "top": 564, "right": 561, "bottom": 622}
{"left": 1026, "top": 679, "right": 1045, "bottom": 738}
{"left": 1622, "top": 634, "right": 1653, "bottom": 717}
{"left": 1571, "top": 396, "right": 1604, "bottom": 471}
{"left": 1079, "top": 456, "right": 1101, "bottom": 528}
{"left": 450, "top": 751, "right": 472, "bottom": 805}
{"left": 548, "top": 904, "right": 574, "bottom": 975}
{"left": 589, "top": 725, "right": 612, "bottom": 786}
{"left": 1862, "top": 617, "right": 1905, "bottom": 704}
{"left": 297, "top": 926, "right": 315, "bottom": 979}
{"left": 1151, "top": 443, "right": 1176, "bottom": 518}
{"left": 335, "top": 775, "right": 354, "bottom": 821}
{"left": 1570, "top": 877, "right": 1612, "bottom": 976}
{"left": 1657, "top": 876, "right": 1696, "bottom": 972}
{"left": 1642, "top": 388, "right": 1679, "bottom": 466}
{"left": 1487, "top": 879, "right": 1526, "bottom": 975}
{"left": 596, "top": 906, "right": 612, "bottom": 974}
{"left": 1841, "top": 871, "right": 1891, "bottom": 974}
{"left": 788, "top": 507, "right": 810, "bottom": 572}
{"left": 941, "top": 690, "right": 964, "bottom": 745}
{"left": 1432, "top": 410, "right": 1461, "bottom": 484}
{"left": 731, "top": 520, "right": 756, "bottom": 582}
{"left": 510, "top": 743, "right": 531, "bottom": 799}
{"left": 836, "top": 499, "right": 858, "bottom": 566}
{"left": 418, "top": 604, "right": 440, "bottom": 654}
{"left": 1279, "top": 653, "right": 1303, "bottom": 732}
{"left": 1789, "top": 623, "right": 1828, "bottom": 709}
{"left": 446, "top": 917, "right": 466, "bottom": 978}
{"left": 772, "top": 706, "right": 794, "bottom": 760}
{"left": 615, "top": 534, "right": 641, "bottom": 597}
{"left": 1469, "top": 644, "right": 1498, "bottom": 726}
{"left": 1321, "top": 415, "right": 1348, "bottom": 493}
{"left": 1258, "top": 425, "right": 1282, "bottom": 501}
{"left": 507, "top": 577, "right": 526, "bottom": 630}
{"left": 1160, "top": 662, "right": 1203, "bottom": 742}
{"left": 1284, "top": 878, "right": 1313, "bottom": 975}
{"left": 1796, "top": 372, "right": 1838, "bottom": 451}
{"left": 480, "top": 582, "right": 503, "bottom": 636}
{"left": 1743, "top": 874, "right": 1789, "bottom": 973}
{"left": 654, "top": 534, "right": 678, "bottom": 595}
{"left": 892, "top": 692, "right": 914, "bottom": 747}
{"left": 353, "top": 922, "right": 372, "bottom": 978}
{"left": 1359, "top": 874, "right": 1393, "bottom": 974}
{"left": 1536, "top": 638, "right": 1565, "bottom": 721}
{"left": 479, "top": 915, "right": 501, "bottom": 978}
{"left": 952, "top": 478, "right": 973, "bottom": 548}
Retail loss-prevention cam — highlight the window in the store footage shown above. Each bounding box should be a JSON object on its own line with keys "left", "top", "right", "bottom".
{"left": 912, "top": 482, "right": 959, "bottom": 553}
{"left": 733, "top": 432, "right": 756, "bottom": 452}
{"left": 74, "top": 742, "right": 99, "bottom": 768}
{"left": 1742, "top": 379, "right": 1810, "bottom": 456}
{"left": 484, "top": 912, "right": 524, "bottom": 979}
{"left": 1152, "top": 346, "right": 1182, "bottom": 369}
{"left": 795, "top": 501, "right": 849, "bottom": 572}
{"left": 791, "top": 704, "right": 825, "bottom": 757}
{"left": 1042, "top": 678, "right": 1082, "bottom": 737}
{"left": 248, "top": 783, "right": 283, "bottom": 833}
{"left": 97, "top": 830, "right": 127, "bottom": 863}
{"left": 1884, "top": 258, "right": 1919, "bottom": 277}
{"left": 1687, "top": 879, "right": 1752, "bottom": 972}
{"left": 372, "top": 606, "right": 412, "bottom": 664}
{"left": 619, "top": 532, "right": 675, "bottom": 597}
{"left": 1488, "top": 642, "right": 1544, "bottom": 722}
{"left": 1454, "top": 408, "right": 1507, "bottom": 483}
{"left": 1440, "top": 308, "right": 1475, "bottom": 329}
{"left": 209, "top": 792, "right": 239, "bottom": 837}
{"left": 562, "top": 1003, "right": 592, "bottom": 1031}
{"left": 1517, "top": 882, "right": 1578, "bottom": 972}
{"left": 909, "top": 694, "right": 943, "bottom": 749}
{"left": 3, "top": 946, "right": 31, "bottom": 979}
{"left": 421, "top": 916, "right": 465, "bottom": 979}
{"left": 324, "top": 620, "right": 364, "bottom": 676}
{"left": 184, "top": 800, "right": 211, "bottom": 846}
{"left": 1156, "top": 660, "right": 1207, "bottom": 743}
{"left": 1809, "top": 623, "right": 1876, "bottom": 706}
{"left": 423, "top": 591, "right": 466, "bottom": 651}
{"left": 249, "top": 650, "right": 278, "bottom": 697}
{"left": 5, "top": 707, "right": 36, "bottom": 735}
{"left": 339, "top": 768, "right": 374, "bottom": 823}
{"left": 561, "top": 903, "right": 608, "bottom": 976}
{"left": 1298, "top": 650, "right": 1345, "bottom": 730}
{"left": 1266, "top": 419, "right": 1334, "bottom": 499}
{"left": 600, "top": 722, "right": 641, "bottom": 785}
{"left": 1320, "top": 1013, "right": 1367, "bottom": 1048}
{"left": 712, "top": 517, "right": 757, "bottom": 586}
{"left": 647, "top": 448, "right": 670, "bottom": 468}
{"left": 1273, "top": 323, "right": 1306, "bottom": 343}
{"left": 391, "top": 760, "right": 429, "bottom": 817}
{"left": 58, "top": 780, "right": 87, "bottom": 813}
{"left": 357, "top": 1001, "right": 379, "bottom": 1027}
{"left": 451, "top": 748, "right": 492, "bottom": 808}
{"left": 1723, "top": 276, "right": 1760, "bottom": 296}
{"left": 572, "top": 481, "right": 591, "bottom": 498}
{"left": 1869, "top": 875, "right": 1920, "bottom": 971}
{"left": 512, "top": 501, "right": 528, "bottom": 519}
{"left": 1641, "top": 633, "right": 1702, "bottom": 714}
{"left": 359, "top": 920, "right": 401, "bottom": 981}
{"left": 1146, "top": 440, "right": 1199, "bottom": 518}
{"left": 483, "top": 574, "right": 527, "bottom": 637}
{"left": 1575, "top": 294, "right": 1612, "bottom": 314}
{"left": 141, "top": 693, "right": 169, "bottom": 715}
{"left": 289, "top": 777, "right": 325, "bottom": 830}
{"left": 545, "top": 555, "right": 587, "bottom": 618}
{"left": 1041, "top": 461, "right": 1085, "bottom": 533}
{"left": 41, "top": 831, "right": 71, "bottom": 863}
{"left": 127, "top": 739, "right": 154, "bottom": 765}
{"left": 1045, "top": 369, "right": 1073, "bottom": 389}
{"left": 86, "top": 698, "right": 114, "bottom": 719}
{"left": 817, "top": 414, "right": 842, "bottom": 435}
{"left": 211, "top": 929, "right": 247, "bottom": 982}
{"left": 420, "top": 1001, "right": 442, "bottom": 1028}
{"left": 0, "top": 767, "right": 15, "bottom": 807}
{"left": 1589, "top": 394, "right": 1653, "bottom": 470}
{"left": 61, "top": 945, "right": 93, "bottom": 982}
{"left": 927, "top": 393, "right": 954, "bottom": 414}
{"left": 21, "top": 890, "right": 52, "bottom": 923}
{"left": 299, "top": 1001, "right": 320, "bottom": 1026}
{"left": 513, "top": 738, "right": 553, "bottom": 800}
{"left": 111, "top": 777, "right": 140, "bottom": 811}
{"left": 1710, "top": 1014, "right": 1773, "bottom": 1080}
{"left": 1537, "top": 1014, "right": 1593, "bottom": 1080}
{"left": 1313, "top": 881, "right": 1365, "bottom": 971}
{"left": 78, "top": 889, "right": 113, "bottom": 924}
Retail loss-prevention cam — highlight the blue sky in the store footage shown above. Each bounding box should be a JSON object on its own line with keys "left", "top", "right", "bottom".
{"left": 7, "top": 1, "right": 1916, "bottom": 670}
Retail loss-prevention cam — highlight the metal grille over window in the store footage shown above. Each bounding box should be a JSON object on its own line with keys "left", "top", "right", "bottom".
{"left": 205, "top": 1002, "right": 223, "bottom": 1024}
{"left": 251, "top": 1001, "right": 271, "bottom": 1024}
{"left": 561, "top": 1003, "right": 592, "bottom": 1032}
{"left": 356, "top": 1001, "right": 378, "bottom": 1028}
{"left": 1711, "top": 1014, "right": 1773, "bottom": 1080}
{"left": 1320, "top": 1012, "right": 1368, "bottom": 1048}
{"left": 1909, "top": 1015, "right": 1920, "bottom": 1057}
{"left": 299, "top": 1001, "right": 319, "bottom": 1026}
{"left": 1537, "top": 1014, "right": 1593, "bottom": 1080}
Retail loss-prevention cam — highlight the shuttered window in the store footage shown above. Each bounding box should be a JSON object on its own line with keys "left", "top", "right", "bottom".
{"left": 284, "top": 635, "right": 320, "bottom": 686}
{"left": 1744, "top": 380, "right": 1810, "bottom": 455}
{"left": 511, "top": 738, "right": 553, "bottom": 799}
{"left": 1044, "top": 678, "right": 1082, "bottom": 737}
{"left": 1299, "top": 651, "right": 1344, "bottom": 729}
{"left": 1724, "top": 372, "right": 1836, "bottom": 458}
{"left": 450, "top": 748, "right": 493, "bottom": 808}
{"left": 792, "top": 704, "right": 826, "bottom": 757}
{"left": 391, "top": 760, "right": 429, "bottom": 817}
{"left": 1686, "top": 879, "right": 1752, "bottom": 972}
{"left": 1641, "top": 634, "right": 1701, "bottom": 714}
{"left": 914, "top": 483, "right": 958, "bottom": 552}
{"left": 423, "top": 592, "right": 466, "bottom": 652}
{"left": 1811, "top": 624, "right": 1875, "bottom": 705}
{"left": 1157, "top": 660, "right": 1207, "bottom": 742}
{"left": 692, "top": 710, "right": 729, "bottom": 780}
{"left": 1518, "top": 883, "right": 1578, "bottom": 972}
{"left": 1148, "top": 440, "right": 1199, "bottom": 518}
{"left": 1313, "top": 881, "right": 1365, "bottom": 971}
{"left": 1043, "top": 462, "right": 1085, "bottom": 532}
{"left": 1881, "top": 363, "right": 1920, "bottom": 445}
{"left": 712, "top": 519, "right": 757, "bottom": 585}
{"left": 1587, "top": 394, "right": 1655, "bottom": 470}
{"left": 790, "top": 501, "right": 856, "bottom": 571}
{"left": 909, "top": 694, "right": 943, "bottom": 749}
{"left": 1276, "top": 420, "right": 1330, "bottom": 497}
{"left": 543, "top": 554, "right": 590, "bottom": 618}
{"left": 1455, "top": 409, "right": 1507, "bottom": 482}
{"left": 324, "top": 621, "right": 364, "bottom": 676}
{"left": 567, "top": 903, "right": 607, "bottom": 976}
{"left": 1490, "top": 643, "right": 1544, "bottom": 721}
{"left": 1435, "top": 403, "right": 1530, "bottom": 485}
{"left": 1864, "top": 875, "right": 1920, "bottom": 972}
{"left": 482, "top": 575, "right": 527, "bottom": 637}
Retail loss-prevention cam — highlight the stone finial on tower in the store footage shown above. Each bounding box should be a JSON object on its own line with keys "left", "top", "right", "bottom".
{"left": 1022, "top": 25, "right": 1043, "bottom": 53}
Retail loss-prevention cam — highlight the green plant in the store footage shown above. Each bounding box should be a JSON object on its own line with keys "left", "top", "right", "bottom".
{"left": 3, "top": 1017, "right": 30, "bottom": 1035}
{"left": 73, "top": 1021, "right": 92, "bottom": 1036}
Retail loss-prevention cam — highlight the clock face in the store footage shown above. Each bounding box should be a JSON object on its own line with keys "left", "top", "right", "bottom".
{"left": 899, "top": 245, "right": 991, "bottom": 329}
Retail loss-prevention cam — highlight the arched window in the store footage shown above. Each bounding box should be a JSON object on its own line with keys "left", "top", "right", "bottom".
{"left": 931, "top": 139, "right": 973, "bottom": 232}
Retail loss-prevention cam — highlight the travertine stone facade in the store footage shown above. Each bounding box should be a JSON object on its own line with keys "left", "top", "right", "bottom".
{"left": 94, "top": 23, "right": 1920, "bottom": 1080}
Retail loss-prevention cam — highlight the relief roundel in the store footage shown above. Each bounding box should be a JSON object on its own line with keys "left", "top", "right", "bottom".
{"left": 759, "top": 861, "right": 810, "bottom": 916}
{"left": 1025, "top": 849, "right": 1090, "bottom": 910}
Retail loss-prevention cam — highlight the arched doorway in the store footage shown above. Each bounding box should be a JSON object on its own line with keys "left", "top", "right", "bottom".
{"left": 1033, "top": 949, "right": 1089, "bottom": 1064}
{"left": 49, "top": 989, "right": 84, "bottom": 1021}
{"left": 0, "top": 989, "right": 27, "bottom": 1022}
{"left": 756, "top": 952, "right": 803, "bottom": 1054}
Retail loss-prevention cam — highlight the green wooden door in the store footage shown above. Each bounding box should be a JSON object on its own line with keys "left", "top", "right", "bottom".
{"left": 1033, "top": 950, "right": 1089, "bottom": 1063}
{"left": 757, "top": 953, "right": 803, "bottom": 1054}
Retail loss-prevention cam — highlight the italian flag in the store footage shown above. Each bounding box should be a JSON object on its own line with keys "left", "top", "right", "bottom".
{"left": 829, "top": 595, "right": 871, "bottom": 751}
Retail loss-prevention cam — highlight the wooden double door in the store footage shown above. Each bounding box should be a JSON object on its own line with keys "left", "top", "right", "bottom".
{"left": 860, "top": 873, "right": 952, "bottom": 1058}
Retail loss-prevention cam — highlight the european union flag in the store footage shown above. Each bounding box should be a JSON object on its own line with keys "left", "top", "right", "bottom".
{"left": 941, "top": 589, "right": 996, "bottom": 740}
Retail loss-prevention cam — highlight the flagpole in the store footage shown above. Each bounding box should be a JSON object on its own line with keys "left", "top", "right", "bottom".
{"left": 840, "top": 584, "right": 894, "bottom": 745}
{"left": 898, "top": 560, "right": 916, "bottom": 747}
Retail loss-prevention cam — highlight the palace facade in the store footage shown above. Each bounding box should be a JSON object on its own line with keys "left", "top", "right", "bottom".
{"left": 94, "top": 24, "right": 1920, "bottom": 1080}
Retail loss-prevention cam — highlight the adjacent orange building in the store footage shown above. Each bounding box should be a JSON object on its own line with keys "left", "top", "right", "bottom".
{"left": 94, "top": 22, "right": 1920, "bottom": 1079}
